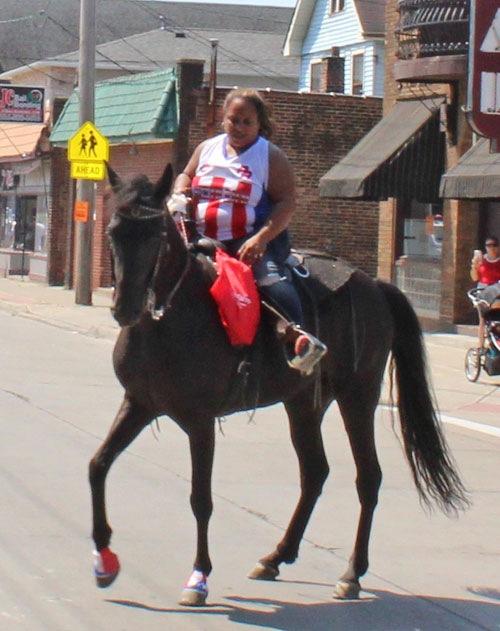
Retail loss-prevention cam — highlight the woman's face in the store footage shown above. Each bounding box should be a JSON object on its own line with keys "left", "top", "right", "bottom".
{"left": 223, "top": 97, "right": 260, "bottom": 151}
{"left": 485, "top": 240, "right": 499, "bottom": 257}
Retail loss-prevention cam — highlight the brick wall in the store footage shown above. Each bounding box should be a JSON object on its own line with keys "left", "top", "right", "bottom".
{"left": 48, "top": 148, "right": 71, "bottom": 286}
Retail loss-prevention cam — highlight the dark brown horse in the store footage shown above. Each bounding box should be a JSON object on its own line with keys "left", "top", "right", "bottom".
{"left": 88, "top": 163, "right": 468, "bottom": 606}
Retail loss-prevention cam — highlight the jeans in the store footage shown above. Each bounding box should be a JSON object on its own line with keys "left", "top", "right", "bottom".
{"left": 223, "top": 231, "right": 303, "bottom": 325}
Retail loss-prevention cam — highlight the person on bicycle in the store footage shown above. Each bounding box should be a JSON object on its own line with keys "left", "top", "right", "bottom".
{"left": 470, "top": 236, "right": 500, "bottom": 345}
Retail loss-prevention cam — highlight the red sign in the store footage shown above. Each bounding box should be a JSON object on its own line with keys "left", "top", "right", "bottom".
{"left": 467, "top": 0, "right": 500, "bottom": 143}
{"left": 74, "top": 201, "right": 89, "bottom": 223}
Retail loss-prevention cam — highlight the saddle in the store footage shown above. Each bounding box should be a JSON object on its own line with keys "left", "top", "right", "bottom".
{"left": 191, "top": 234, "right": 355, "bottom": 304}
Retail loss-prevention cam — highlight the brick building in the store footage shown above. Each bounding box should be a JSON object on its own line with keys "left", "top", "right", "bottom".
{"left": 320, "top": 0, "right": 500, "bottom": 328}
{"left": 48, "top": 59, "right": 382, "bottom": 289}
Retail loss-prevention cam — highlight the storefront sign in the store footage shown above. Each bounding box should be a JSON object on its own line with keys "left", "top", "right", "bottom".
{"left": 68, "top": 121, "right": 109, "bottom": 180}
{"left": 467, "top": 0, "right": 500, "bottom": 143}
{"left": 74, "top": 200, "right": 89, "bottom": 222}
{"left": 0, "top": 85, "right": 44, "bottom": 123}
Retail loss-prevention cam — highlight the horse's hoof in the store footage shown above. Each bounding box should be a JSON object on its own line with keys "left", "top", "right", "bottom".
{"left": 93, "top": 547, "right": 120, "bottom": 588}
{"left": 248, "top": 561, "right": 280, "bottom": 581}
{"left": 333, "top": 579, "right": 361, "bottom": 600}
{"left": 179, "top": 570, "right": 208, "bottom": 607}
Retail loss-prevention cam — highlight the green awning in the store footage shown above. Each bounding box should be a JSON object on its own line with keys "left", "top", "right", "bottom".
{"left": 50, "top": 68, "right": 177, "bottom": 146}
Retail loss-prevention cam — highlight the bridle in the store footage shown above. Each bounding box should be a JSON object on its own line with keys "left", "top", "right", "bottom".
{"left": 113, "top": 203, "right": 191, "bottom": 321}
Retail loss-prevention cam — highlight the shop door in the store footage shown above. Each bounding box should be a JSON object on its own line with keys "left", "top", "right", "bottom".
{"left": 15, "top": 196, "right": 37, "bottom": 251}
{"left": 394, "top": 199, "right": 443, "bottom": 317}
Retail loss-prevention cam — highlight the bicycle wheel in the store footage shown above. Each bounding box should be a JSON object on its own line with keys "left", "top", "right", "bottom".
{"left": 465, "top": 348, "right": 481, "bottom": 382}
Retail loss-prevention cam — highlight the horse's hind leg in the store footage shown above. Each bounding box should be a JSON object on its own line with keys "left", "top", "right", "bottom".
{"left": 89, "top": 395, "right": 154, "bottom": 587}
{"left": 334, "top": 383, "right": 382, "bottom": 599}
{"left": 249, "top": 391, "right": 329, "bottom": 580}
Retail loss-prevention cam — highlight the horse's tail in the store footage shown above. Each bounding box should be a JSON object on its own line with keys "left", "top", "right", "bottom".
{"left": 377, "top": 280, "right": 469, "bottom": 514}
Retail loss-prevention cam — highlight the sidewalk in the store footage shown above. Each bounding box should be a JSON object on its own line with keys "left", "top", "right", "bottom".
{"left": 1, "top": 276, "right": 500, "bottom": 435}
{"left": 0, "top": 276, "right": 118, "bottom": 341}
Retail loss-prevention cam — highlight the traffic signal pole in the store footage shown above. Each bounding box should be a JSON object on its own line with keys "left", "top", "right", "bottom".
{"left": 75, "top": 0, "right": 96, "bottom": 305}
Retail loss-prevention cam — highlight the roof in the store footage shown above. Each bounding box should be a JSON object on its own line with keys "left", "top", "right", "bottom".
{"left": 0, "top": 122, "right": 47, "bottom": 161}
{"left": 284, "top": 0, "right": 386, "bottom": 57}
{"left": 50, "top": 69, "right": 177, "bottom": 146}
{"left": 0, "top": 1, "right": 293, "bottom": 73}
{"left": 320, "top": 98, "right": 445, "bottom": 202}
{"left": 440, "top": 138, "right": 500, "bottom": 199}
{"left": 35, "top": 27, "right": 299, "bottom": 91}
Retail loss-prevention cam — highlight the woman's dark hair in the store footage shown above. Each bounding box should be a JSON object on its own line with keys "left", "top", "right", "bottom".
{"left": 485, "top": 236, "right": 499, "bottom": 246}
{"left": 223, "top": 88, "right": 274, "bottom": 139}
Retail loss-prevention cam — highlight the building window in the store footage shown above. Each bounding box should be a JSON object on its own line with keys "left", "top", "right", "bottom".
{"left": 310, "top": 62, "right": 323, "bottom": 92}
{"left": 330, "top": 0, "right": 345, "bottom": 14}
{"left": 352, "top": 53, "right": 364, "bottom": 95}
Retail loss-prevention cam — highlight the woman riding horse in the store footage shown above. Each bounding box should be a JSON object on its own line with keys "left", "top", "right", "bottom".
{"left": 89, "top": 161, "right": 468, "bottom": 607}
{"left": 172, "top": 88, "right": 326, "bottom": 373}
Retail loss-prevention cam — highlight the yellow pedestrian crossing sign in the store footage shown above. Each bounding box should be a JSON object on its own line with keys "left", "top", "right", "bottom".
{"left": 68, "top": 122, "right": 109, "bottom": 162}
{"left": 68, "top": 122, "right": 109, "bottom": 180}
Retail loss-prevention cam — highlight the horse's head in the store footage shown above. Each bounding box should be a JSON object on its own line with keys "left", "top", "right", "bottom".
{"left": 106, "top": 163, "right": 173, "bottom": 327}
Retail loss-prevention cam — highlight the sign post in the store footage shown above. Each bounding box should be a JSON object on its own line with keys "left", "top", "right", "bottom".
{"left": 467, "top": 0, "right": 500, "bottom": 149}
{"left": 73, "top": 0, "right": 96, "bottom": 306}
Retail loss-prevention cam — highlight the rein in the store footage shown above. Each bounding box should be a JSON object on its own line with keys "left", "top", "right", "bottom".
{"left": 114, "top": 204, "right": 191, "bottom": 321}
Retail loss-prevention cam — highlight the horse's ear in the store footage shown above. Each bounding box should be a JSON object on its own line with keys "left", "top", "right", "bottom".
{"left": 153, "top": 163, "right": 173, "bottom": 203}
{"left": 106, "top": 162, "right": 122, "bottom": 192}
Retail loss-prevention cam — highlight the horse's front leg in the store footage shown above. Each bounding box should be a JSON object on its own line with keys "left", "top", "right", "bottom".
{"left": 249, "top": 393, "right": 329, "bottom": 581}
{"left": 89, "top": 395, "right": 154, "bottom": 587}
{"left": 179, "top": 418, "right": 215, "bottom": 606}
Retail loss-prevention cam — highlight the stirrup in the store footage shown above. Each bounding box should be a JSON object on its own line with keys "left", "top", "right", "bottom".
{"left": 287, "top": 327, "right": 327, "bottom": 375}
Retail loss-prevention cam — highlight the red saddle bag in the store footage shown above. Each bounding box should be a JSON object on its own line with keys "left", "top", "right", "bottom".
{"left": 209, "top": 248, "right": 260, "bottom": 346}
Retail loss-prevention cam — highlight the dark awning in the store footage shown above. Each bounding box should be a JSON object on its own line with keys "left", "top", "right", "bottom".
{"left": 440, "top": 138, "right": 500, "bottom": 198}
{"left": 320, "top": 98, "right": 445, "bottom": 202}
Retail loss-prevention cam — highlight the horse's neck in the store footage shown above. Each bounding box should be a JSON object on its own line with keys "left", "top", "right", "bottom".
{"left": 157, "top": 214, "right": 191, "bottom": 293}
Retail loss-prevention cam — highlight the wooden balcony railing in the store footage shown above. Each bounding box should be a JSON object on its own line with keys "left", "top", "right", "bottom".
{"left": 396, "top": 0, "right": 469, "bottom": 60}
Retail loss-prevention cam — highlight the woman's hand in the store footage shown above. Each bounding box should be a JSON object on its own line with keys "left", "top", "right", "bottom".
{"left": 237, "top": 233, "right": 267, "bottom": 265}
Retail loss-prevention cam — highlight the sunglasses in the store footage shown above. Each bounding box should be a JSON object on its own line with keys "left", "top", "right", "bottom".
{"left": 486, "top": 243, "right": 498, "bottom": 247}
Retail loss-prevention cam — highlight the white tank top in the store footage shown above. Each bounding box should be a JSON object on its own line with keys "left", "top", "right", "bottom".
{"left": 192, "top": 134, "right": 270, "bottom": 241}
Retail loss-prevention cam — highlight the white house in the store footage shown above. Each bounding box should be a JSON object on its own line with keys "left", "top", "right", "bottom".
{"left": 283, "top": 0, "right": 386, "bottom": 96}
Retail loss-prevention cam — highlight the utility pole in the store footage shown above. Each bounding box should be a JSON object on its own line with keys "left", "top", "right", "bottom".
{"left": 74, "top": 0, "right": 96, "bottom": 305}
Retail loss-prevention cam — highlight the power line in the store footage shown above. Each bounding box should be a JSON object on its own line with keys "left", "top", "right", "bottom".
{"left": 2, "top": 1, "right": 297, "bottom": 91}
{"left": 68, "top": 0, "right": 163, "bottom": 70}
{"left": 126, "top": 1, "right": 297, "bottom": 89}
{"left": 128, "top": 0, "right": 291, "bottom": 29}
{"left": 13, "top": 57, "right": 75, "bottom": 85}
{"left": 44, "top": 12, "right": 135, "bottom": 75}
{"left": 0, "top": 126, "right": 27, "bottom": 156}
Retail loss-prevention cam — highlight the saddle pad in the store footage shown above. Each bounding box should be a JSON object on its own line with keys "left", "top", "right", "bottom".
{"left": 292, "top": 250, "right": 356, "bottom": 299}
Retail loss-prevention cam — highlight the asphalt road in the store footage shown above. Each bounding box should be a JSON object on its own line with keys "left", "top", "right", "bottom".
{"left": 0, "top": 311, "right": 498, "bottom": 630}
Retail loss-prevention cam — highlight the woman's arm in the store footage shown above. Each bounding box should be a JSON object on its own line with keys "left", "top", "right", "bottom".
{"left": 471, "top": 256, "right": 480, "bottom": 282}
{"left": 173, "top": 142, "right": 206, "bottom": 194}
{"left": 238, "top": 143, "right": 296, "bottom": 263}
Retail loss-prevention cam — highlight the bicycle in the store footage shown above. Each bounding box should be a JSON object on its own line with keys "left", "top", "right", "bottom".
{"left": 465, "top": 287, "right": 500, "bottom": 382}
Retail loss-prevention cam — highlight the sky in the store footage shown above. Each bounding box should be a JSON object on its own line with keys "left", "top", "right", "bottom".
{"left": 144, "top": 0, "right": 296, "bottom": 6}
